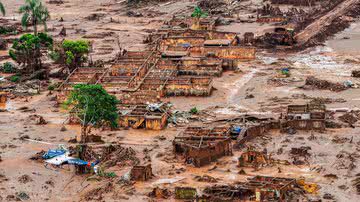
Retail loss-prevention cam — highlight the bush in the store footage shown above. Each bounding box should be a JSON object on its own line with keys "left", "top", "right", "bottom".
{"left": 48, "top": 82, "right": 60, "bottom": 91}
{"left": 189, "top": 107, "right": 198, "bottom": 114}
{"left": 48, "top": 51, "right": 60, "bottom": 62}
{"left": 52, "top": 40, "right": 90, "bottom": 71}
{"left": 10, "top": 75, "right": 20, "bottom": 82}
{"left": 48, "top": 85, "right": 55, "bottom": 91}
{"left": 1, "top": 62, "right": 16, "bottom": 73}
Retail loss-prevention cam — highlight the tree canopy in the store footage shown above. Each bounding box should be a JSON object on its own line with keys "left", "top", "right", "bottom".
{"left": 64, "top": 84, "right": 119, "bottom": 142}
{"left": 52, "top": 40, "right": 90, "bottom": 71}
{"left": 191, "top": 6, "right": 208, "bottom": 19}
{"left": 9, "top": 33, "right": 53, "bottom": 72}
{"left": 19, "top": 0, "right": 50, "bottom": 35}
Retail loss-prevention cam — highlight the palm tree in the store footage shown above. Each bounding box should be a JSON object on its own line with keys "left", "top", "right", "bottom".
{"left": 191, "top": 6, "right": 208, "bottom": 30}
{"left": 19, "top": 0, "right": 50, "bottom": 35}
{"left": 0, "top": 1, "right": 5, "bottom": 16}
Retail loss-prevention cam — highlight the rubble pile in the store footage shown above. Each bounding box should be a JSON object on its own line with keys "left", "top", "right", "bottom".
{"left": 148, "top": 187, "right": 172, "bottom": 199}
{"left": 194, "top": 174, "right": 218, "bottom": 183}
{"left": 352, "top": 70, "right": 360, "bottom": 78}
{"left": 81, "top": 144, "right": 140, "bottom": 169}
{"left": 339, "top": 112, "right": 359, "bottom": 125}
{"left": 290, "top": 146, "right": 311, "bottom": 165}
{"left": 333, "top": 151, "right": 357, "bottom": 170}
{"left": 198, "top": 0, "right": 227, "bottom": 14}
{"left": 28, "top": 114, "right": 47, "bottom": 125}
{"left": 353, "top": 174, "right": 360, "bottom": 195}
{"left": 83, "top": 182, "right": 114, "bottom": 201}
{"left": 304, "top": 76, "right": 349, "bottom": 92}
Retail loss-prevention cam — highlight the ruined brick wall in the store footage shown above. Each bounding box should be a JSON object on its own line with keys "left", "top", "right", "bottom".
{"left": 187, "top": 139, "right": 232, "bottom": 167}
{"left": 198, "top": 46, "right": 256, "bottom": 60}
{"left": 160, "top": 37, "right": 205, "bottom": 50}
{"left": 145, "top": 114, "right": 168, "bottom": 130}
{"left": 283, "top": 120, "right": 325, "bottom": 131}
{"left": 131, "top": 165, "right": 152, "bottom": 181}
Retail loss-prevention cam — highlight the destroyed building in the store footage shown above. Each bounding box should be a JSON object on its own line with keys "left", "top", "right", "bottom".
{"left": 131, "top": 164, "right": 153, "bottom": 181}
{"left": 238, "top": 147, "right": 270, "bottom": 169}
{"left": 173, "top": 126, "right": 232, "bottom": 167}
{"left": 203, "top": 176, "right": 303, "bottom": 201}
{"left": 118, "top": 104, "right": 169, "bottom": 130}
{"left": 282, "top": 103, "right": 326, "bottom": 131}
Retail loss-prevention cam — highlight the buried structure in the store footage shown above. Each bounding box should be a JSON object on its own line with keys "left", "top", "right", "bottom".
{"left": 203, "top": 176, "right": 304, "bottom": 201}
{"left": 173, "top": 126, "right": 232, "bottom": 167}
{"left": 57, "top": 16, "right": 256, "bottom": 105}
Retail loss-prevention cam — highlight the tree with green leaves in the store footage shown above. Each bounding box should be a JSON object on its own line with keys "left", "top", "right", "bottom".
{"left": 191, "top": 6, "right": 208, "bottom": 19}
{"left": 64, "top": 84, "right": 119, "bottom": 143}
{"left": 51, "top": 40, "right": 90, "bottom": 72}
{"left": 0, "top": 1, "right": 5, "bottom": 16}
{"left": 19, "top": 0, "right": 50, "bottom": 35}
{"left": 9, "top": 33, "right": 53, "bottom": 73}
{"left": 191, "top": 6, "right": 208, "bottom": 30}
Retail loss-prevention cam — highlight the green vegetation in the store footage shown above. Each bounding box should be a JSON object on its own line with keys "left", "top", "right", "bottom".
{"left": 0, "top": 1, "right": 5, "bottom": 16}
{"left": 10, "top": 75, "right": 20, "bottom": 83}
{"left": 0, "top": 26, "right": 18, "bottom": 35}
{"left": 9, "top": 33, "right": 53, "bottom": 73}
{"left": 52, "top": 40, "right": 90, "bottom": 71}
{"left": 63, "top": 84, "right": 119, "bottom": 143}
{"left": 189, "top": 107, "right": 199, "bottom": 114}
{"left": 19, "top": 0, "right": 50, "bottom": 35}
{"left": 47, "top": 82, "right": 60, "bottom": 91}
{"left": 1, "top": 62, "right": 16, "bottom": 73}
{"left": 191, "top": 6, "right": 207, "bottom": 19}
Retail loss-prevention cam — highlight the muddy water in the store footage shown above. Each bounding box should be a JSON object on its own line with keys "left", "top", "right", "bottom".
{"left": 326, "top": 20, "right": 360, "bottom": 56}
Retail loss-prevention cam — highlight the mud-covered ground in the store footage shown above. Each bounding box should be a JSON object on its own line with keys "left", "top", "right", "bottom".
{"left": 1, "top": 0, "right": 360, "bottom": 201}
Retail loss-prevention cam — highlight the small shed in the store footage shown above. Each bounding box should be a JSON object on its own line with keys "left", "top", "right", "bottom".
{"left": 131, "top": 164, "right": 153, "bottom": 181}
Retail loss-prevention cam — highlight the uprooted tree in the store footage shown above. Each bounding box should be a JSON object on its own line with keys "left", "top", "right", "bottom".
{"left": 63, "top": 84, "right": 119, "bottom": 143}
{"left": 9, "top": 33, "right": 53, "bottom": 73}
{"left": 51, "top": 40, "right": 90, "bottom": 72}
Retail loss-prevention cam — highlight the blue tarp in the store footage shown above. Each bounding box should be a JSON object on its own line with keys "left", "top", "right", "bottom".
{"left": 68, "top": 159, "right": 99, "bottom": 167}
{"left": 42, "top": 149, "right": 66, "bottom": 159}
{"left": 68, "top": 159, "right": 89, "bottom": 166}
{"left": 231, "top": 126, "right": 242, "bottom": 134}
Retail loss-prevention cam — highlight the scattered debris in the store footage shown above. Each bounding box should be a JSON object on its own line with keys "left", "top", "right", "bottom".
{"left": 148, "top": 187, "right": 171, "bottom": 199}
{"left": 83, "top": 182, "right": 114, "bottom": 201}
{"left": 194, "top": 174, "right": 218, "bottom": 183}
{"left": 303, "top": 76, "right": 349, "bottom": 92}
{"left": 28, "top": 114, "right": 47, "bottom": 125}
{"left": 18, "top": 174, "right": 33, "bottom": 184}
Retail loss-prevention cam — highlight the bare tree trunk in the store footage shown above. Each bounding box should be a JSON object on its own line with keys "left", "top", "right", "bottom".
{"left": 80, "top": 125, "right": 92, "bottom": 143}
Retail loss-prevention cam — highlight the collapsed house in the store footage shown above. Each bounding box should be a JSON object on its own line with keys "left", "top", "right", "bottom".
{"left": 203, "top": 176, "right": 303, "bottom": 201}
{"left": 238, "top": 147, "right": 289, "bottom": 169}
{"left": 238, "top": 147, "right": 270, "bottom": 169}
{"left": 118, "top": 103, "right": 169, "bottom": 130}
{"left": 130, "top": 164, "right": 153, "bottom": 181}
{"left": 282, "top": 103, "right": 326, "bottom": 131}
{"left": 173, "top": 126, "right": 232, "bottom": 167}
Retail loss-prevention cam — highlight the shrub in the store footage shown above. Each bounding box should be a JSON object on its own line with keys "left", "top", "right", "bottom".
{"left": 1, "top": 62, "right": 15, "bottom": 73}
{"left": 10, "top": 75, "right": 20, "bottom": 82}
{"left": 48, "top": 85, "right": 55, "bottom": 91}
{"left": 52, "top": 40, "right": 90, "bottom": 71}
{"left": 189, "top": 107, "right": 198, "bottom": 114}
